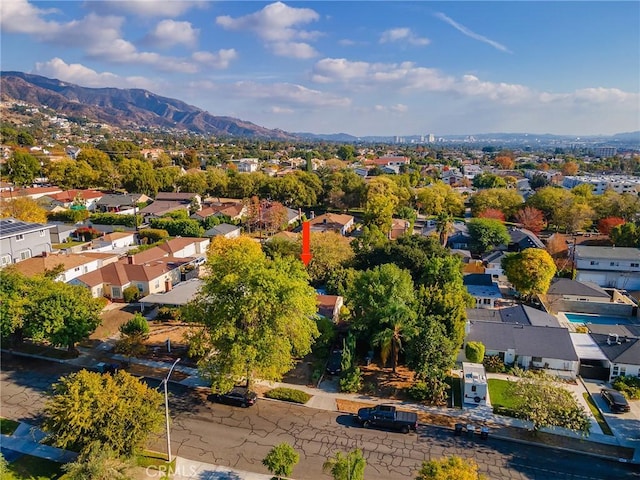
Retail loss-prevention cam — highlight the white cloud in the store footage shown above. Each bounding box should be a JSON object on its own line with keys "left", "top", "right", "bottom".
{"left": 192, "top": 49, "right": 238, "bottom": 69}
{"left": 33, "top": 58, "right": 157, "bottom": 90}
{"left": 216, "top": 2, "right": 322, "bottom": 58}
{"left": 88, "top": 1, "right": 207, "bottom": 18}
{"left": 434, "top": 12, "right": 512, "bottom": 53}
{"left": 144, "top": 20, "right": 199, "bottom": 49}
{"left": 380, "top": 28, "right": 430, "bottom": 46}
{"left": 224, "top": 81, "right": 351, "bottom": 108}
{"left": 267, "top": 106, "right": 295, "bottom": 114}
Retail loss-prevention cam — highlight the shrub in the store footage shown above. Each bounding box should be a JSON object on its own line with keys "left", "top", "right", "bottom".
{"left": 138, "top": 228, "right": 169, "bottom": 243}
{"left": 156, "top": 307, "right": 182, "bottom": 321}
{"left": 574, "top": 325, "right": 589, "bottom": 334}
{"left": 122, "top": 285, "right": 141, "bottom": 303}
{"left": 90, "top": 213, "right": 140, "bottom": 227}
{"left": 119, "top": 314, "right": 149, "bottom": 337}
{"left": 483, "top": 355, "right": 506, "bottom": 373}
{"left": 48, "top": 209, "right": 90, "bottom": 223}
{"left": 74, "top": 226, "right": 102, "bottom": 241}
{"left": 262, "top": 443, "right": 299, "bottom": 479}
{"left": 265, "top": 387, "right": 311, "bottom": 404}
{"left": 612, "top": 376, "right": 640, "bottom": 399}
{"left": 339, "top": 367, "right": 362, "bottom": 393}
{"left": 465, "top": 341, "right": 485, "bottom": 363}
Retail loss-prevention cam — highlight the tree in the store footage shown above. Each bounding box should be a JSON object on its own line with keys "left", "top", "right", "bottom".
{"left": 363, "top": 176, "right": 400, "bottom": 234}
{"left": 262, "top": 443, "right": 299, "bottom": 479}
{"left": 184, "top": 237, "right": 319, "bottom": 392}
{"left": 502, "top": 248, "right": 556, "bottom": 298}
{"left": 322, "top": 449, "right": 366, "bottom": 480}
{"left": 514, "top": 207, "right": 545, "bottom": 234}
{"left": 176, "top": 172, "right": 208, "bottom": 196}
{"left": 77, "top": 148, "right": 120, "bottom": 189}
{"left": 478, "top": 208, "right": 505, "bottom": 222}
{"left": 415, "top": 182, "right": 464, "bottom": 217}
{"left": 416, "top": 456, "right": 485, "bottom": 480}
{"left": 525, "top": 186, "right": 572, "bottom": 225}
{"left": 23, "top": 279, "right": 103, "bottom": 352}
{"left": 336, "top": 145, "right": 356, "bottom": 161}
{"left": 597, "top": 217, "right": 625, "bottom": 236}
{"left": 469, "top": 189, "right": 523, "bottom": 219}
{"left": 472, "top": 173, "right": 506, "bottom": 189}
{"left": 610, "top": 222, "right": 640, "bottom": 247}
{"left": 467, "top": 218, "right": 510, "bottom": 253}
{"left": 118, "top": 159, "right": 158, "bottom": 196}
{"left": 6, "top": 150, "right": 40, "bottom": 187}
{"left": 0, "top": 197, "right": 47, "bottom": 223}
{"left": 529, "top": 173, "right": 551, "bottom": 190}
{"left": 465, "top": 341, "right": 485, "bottom": 363}
{"left": 62, "top": 443, "right": 134, "bottom": 480}
{"left": 506, "top": 370, "right": 590, "bottom": 433}
{"left": 43, "top": 370, "right": 164, "bottom": 456}
{"left": 302, "top": 232, "right": 355, "bottom": 286}
{"left": 435, "top": 212, "right": 454, "bottom": 247}
{"left": 119, "top": 313, "right": 149, "bottom": 337}
{"left": 561, "top": 161, "right": 579, "bottom": 176}
{"left": 495, "top": 155, "right": 514, "bottom": 170}
{"left": 0, "top": 267, "right": 31, "bottom": 344}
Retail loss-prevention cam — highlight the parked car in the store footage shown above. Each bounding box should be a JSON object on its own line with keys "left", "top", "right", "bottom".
{"left": 357, "top": 404, "right": 418, "bottom": 434}
{"left": 211, "top": 387, "right": 257, "bottom": 407}
{"left": 326, "top": 349, "right": 343, "bottom": 375}
{"left": 601, "top": 388, "right": 630, "bottom": 413}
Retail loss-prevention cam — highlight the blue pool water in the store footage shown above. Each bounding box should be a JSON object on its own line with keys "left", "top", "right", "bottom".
{"left": 564, "top": 313, "right": 632, "bottom": 325}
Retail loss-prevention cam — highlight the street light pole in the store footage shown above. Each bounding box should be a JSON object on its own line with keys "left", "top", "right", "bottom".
{"left": 163, "top": 358, "right": 181, "bottom": 463}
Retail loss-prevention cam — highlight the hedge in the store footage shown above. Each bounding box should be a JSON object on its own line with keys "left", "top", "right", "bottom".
{"left": 264, "top": 387, "right": 311, "bottom": 404}
{"left": 90, "top": 213, "right": 141, "bottom": 227}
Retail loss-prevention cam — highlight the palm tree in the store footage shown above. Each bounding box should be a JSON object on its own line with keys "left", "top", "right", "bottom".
{"left": 436, "top": 212, "right": 454, "bottom": 247}
{"left": 372, "top": 304, "right": 416, "bottom": 373}
{"left": 322, "top": 449, "right": 366, "bottom": 480}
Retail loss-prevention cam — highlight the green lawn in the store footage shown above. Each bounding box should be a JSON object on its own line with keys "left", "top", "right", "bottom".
{"left": 488, "top": 378, "right": 517, "bottom": 409}
{"left": 4, "top": 455, "right": 65, "bottom": 480}
{"left": 52, "top": 241, "right": 87, "bottom": 249}
{"left": 583, "top": 393, "right": 613, "bottom": 436}
{"left": 0, "top": 417, "right": 20, "bottom": 435}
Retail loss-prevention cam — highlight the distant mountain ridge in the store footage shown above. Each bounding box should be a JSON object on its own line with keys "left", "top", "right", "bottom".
{"left": 0, "top": 71, "right": 296, "bottom": 139}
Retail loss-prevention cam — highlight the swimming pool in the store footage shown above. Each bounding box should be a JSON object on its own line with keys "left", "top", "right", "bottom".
{"left": 564, "top": 313, "right": 632, "bottom": 325}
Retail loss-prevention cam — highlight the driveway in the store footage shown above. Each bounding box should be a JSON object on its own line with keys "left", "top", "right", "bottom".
{"left": 582, "top": 379, "right": 640, "bottom": 445}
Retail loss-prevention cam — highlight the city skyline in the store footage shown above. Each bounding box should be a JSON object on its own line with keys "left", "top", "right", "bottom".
{"left": 1, "top": 1, "right": 639, "bottom": 137}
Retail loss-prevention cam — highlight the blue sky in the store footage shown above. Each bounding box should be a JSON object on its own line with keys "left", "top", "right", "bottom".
{"left": 1, "top": 1, "right": 638, "bottom": 136}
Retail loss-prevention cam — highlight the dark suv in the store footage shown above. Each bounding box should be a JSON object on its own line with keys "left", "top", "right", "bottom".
{"left": 601, "top": 388, "right": 630, "bottom": 413}
{"left": 326, "top": 349, "right": 343, "bottom": 375}
{"left": 210, "top": 387, "right": 257, "bottom": 407}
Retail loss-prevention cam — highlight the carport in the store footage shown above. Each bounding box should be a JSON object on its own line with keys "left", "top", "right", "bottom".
{"left": 570, "top": 332, "right": 610, "bottom": 381}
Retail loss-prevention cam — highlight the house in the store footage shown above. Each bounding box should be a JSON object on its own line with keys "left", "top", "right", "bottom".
{"left": 155, "top": 192, "right": 201, "bottom": 204}
{"left": 66, "top": 145, "right": 81, "bottom": 159}
{"left": 42, "top": 189, "right": 104, "bottom": 211}
{"left": 90, "top": 232, "right": 137, "bottom": 252}
{"left": 482, "top": 250, "right": 509, "bottom": 283}
{"left": 543, "top": 278, "right": 636, "bottom": 316}
{"left": 465, "top": 319, "right": 579, "bottom": 377}
{"left": 389, "top": 218, "right": 411, "bottom": 240}
{"left": 574, "top": 246, "right": 640, "bottom": 290}
{"left": 71, "top": 255, "right": 190, "bottom": 300}
{"left": 462, "top": 362, "right": 488, "bottom": 406}
{"left": 317, "top": 294, "right": 344, "bottom": 323}
{"left": 571, "top": 324, "right": 640, "bottom": 382}
{"left": 140, "top": 278, "right": 204, "bottom": 308}
{"left": 157, "top": 237, "right": 210, "bottom": 259}
{"left": 365, "top": 156, "right": 410, "bottom": 168}
{"left": 204, "top": 223, "right": 242, "bottom": 239}
{"left": 0, "top": 186, "right": 63, "bottom": 201}
{"left": 308, "top": 213, "right": 354, "bottom": 236}
{"left": 12, "top": 251, "right": 119, "bottom": 283}
{"left": 0, "top": 218, "right": 54, "bottom": 266}
{"left": 138, "top": 201, "right": 188, "bottom": 220}
{"left": 463, "top": 274, "right": 503, "bottom": 309}
{"left": 95, "top": 193, "right": 150, "bottom": 214}
{"left": 445, "top": 222, "right": 471, "bottom": 250}
{"left": 507, "top": 228, "right": 545, "bottom": 251}
{"left": 441, "top": 168, "right": 465, "bottom": 186}
{"left": 237, "top": 158, "right": 260, "bottom": 173}
{"left": 453, "top": 250, "right": 485, "bottom": 274}
{"left": 49, "top": 224, "right": 78, "bottom": 245}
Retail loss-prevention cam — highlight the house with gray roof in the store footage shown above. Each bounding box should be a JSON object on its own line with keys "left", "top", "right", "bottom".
{"left": 204, "top": 223, "right": 241, "bottom": 239}
{"left": 463, "top": 274, "right": 502, "bottom": 308}
{"left": 574, "top": 246, "right": 640, "bottom": 290}
{"left": 0, "top": 218, "right": 53, "bottom": 266}
{"left": 587, "top": 324, "right": 640, "bottom": 382}
{"left": 543, "top": 278, "right": 636, "bottom": 316}
{"left": 465, "top": 320, "right": 579, "bottom": 377}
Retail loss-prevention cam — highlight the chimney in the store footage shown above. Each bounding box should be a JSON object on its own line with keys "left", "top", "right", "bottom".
{"left": 127, "top": 255, "right": 135, "bottom": 265}
{"left": 164, "top": 280, "right": 172, "bottom": 292}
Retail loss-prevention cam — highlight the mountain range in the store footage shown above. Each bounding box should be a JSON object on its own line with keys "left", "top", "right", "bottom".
{"left": 0, "top": 71, "right": 296, "bottom": 139}
{"left": 1, "top": 71, "right": 638, "bottom": 145}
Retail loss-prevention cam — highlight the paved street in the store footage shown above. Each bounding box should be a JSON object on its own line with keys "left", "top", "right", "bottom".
{"left": 2, "top": 354, "right": 640, "bottom": 480}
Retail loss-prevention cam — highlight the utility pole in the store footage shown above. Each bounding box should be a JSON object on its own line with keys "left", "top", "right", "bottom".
{"left": 163, "top": 358, "right": 181, "bottom": 463}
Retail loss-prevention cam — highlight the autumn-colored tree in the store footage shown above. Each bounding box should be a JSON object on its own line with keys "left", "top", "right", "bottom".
{"left": 416, "top": 456, "right": 486, "bottom": 480}
{"left": 0, "top": 197, "right": 47, "bottom": 223}
{"left": 514, "top": 207, "right": 545, "bottom": 234}
{"left": 538, "top": 162, "right": 550, "bottom": 171}
{"left": 495, "top": 155, "right": 514, "bottom": 169}
{"left": 478, "top": 208, "right": 505, "bottom": 222}
{"left": 561, "top": 161, "right": 579, "bottom": 176}
{"left": 502, "top": 248, "right": 557, "bottom": 298}
{"left": 597, "top": 217, "right": 625, "bottom": 236}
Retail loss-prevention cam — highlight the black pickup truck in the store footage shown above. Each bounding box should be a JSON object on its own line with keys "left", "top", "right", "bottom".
{"left": 356, "top": 404, "right": 418, "bottom": 434}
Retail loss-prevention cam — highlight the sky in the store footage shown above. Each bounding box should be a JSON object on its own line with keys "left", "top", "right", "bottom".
{"left": 1, "top": 1, "right": 639, "bottom": 137}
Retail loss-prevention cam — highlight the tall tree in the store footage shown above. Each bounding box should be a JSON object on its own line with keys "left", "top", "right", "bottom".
{"left": 415, "top": 181, "right": 464, "bottom": 217}
{"left": 185, "top": 237, "right": 319, "bottom": 392}
{"left": 6, "top": 150, "right": 41, "bottom": 187}
{"left": 43, "top": 370, "right": 164, "bottom": 456}
{"left": 363, "top": 176, "right": 399, "bottom": 234}
{"left": 502, "top": 248, "right": 557, "bottom": 298}
{"left": 467, "top": 218, "right": 510, "bottom": 253}
{"left": 301, "top": 231, "right": 355, "bottom": 287}
{"left": 469, "top": 189, "right": 523, "bottom": 219}
{"left": 610, "top": 222, "right": 640, "bottom": 247}
{"left": 0, "top": 197, "right": 47, "bottom": 223}
{"left": 514, "top": 207, "right": 545, "bottom": 234}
